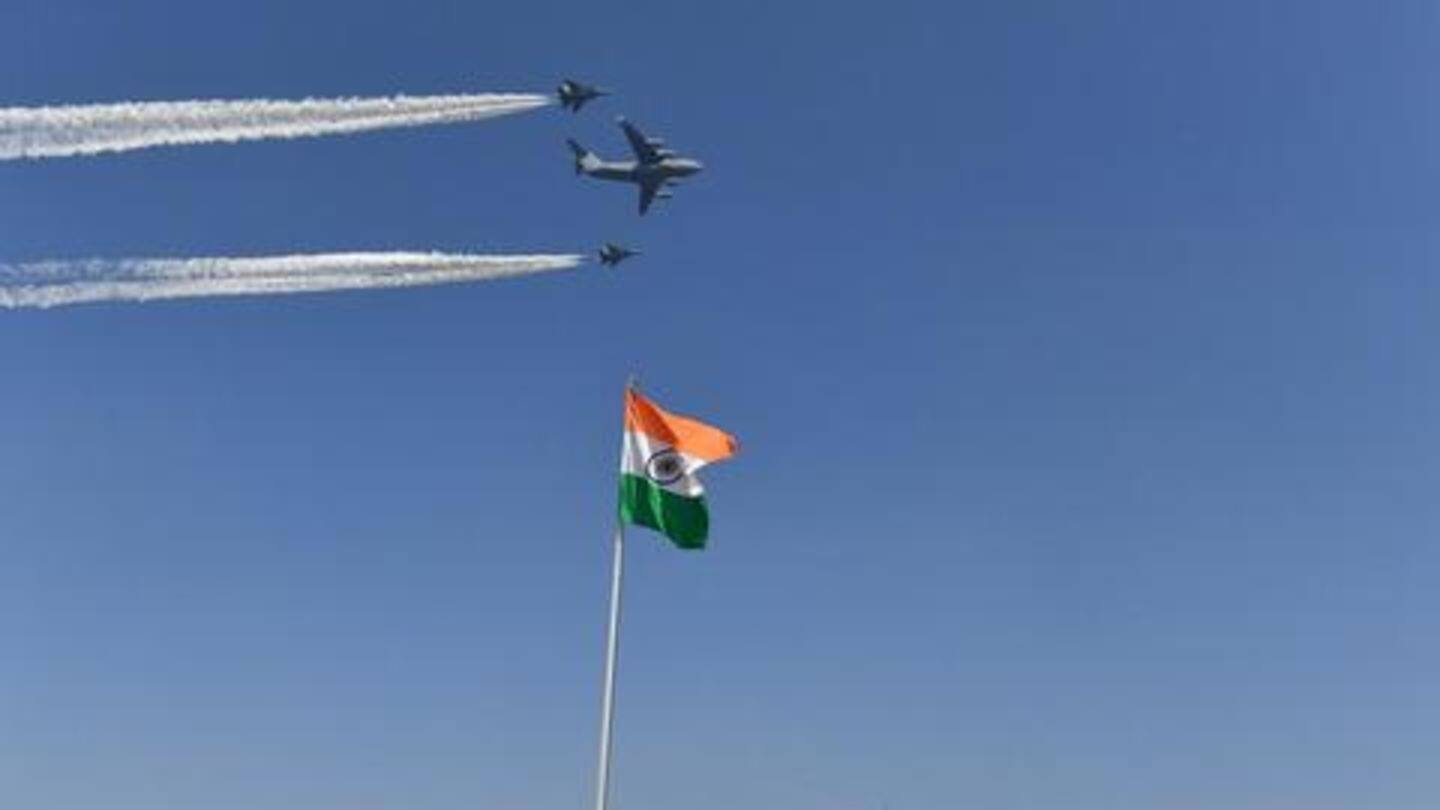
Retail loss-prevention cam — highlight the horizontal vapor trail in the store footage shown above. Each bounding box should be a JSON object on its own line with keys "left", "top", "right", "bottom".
{"left": 0, "top": 93, "right": 551, "bottom": 159}
{"left": 0, "top": 252, "right": 587, "bottom": 308}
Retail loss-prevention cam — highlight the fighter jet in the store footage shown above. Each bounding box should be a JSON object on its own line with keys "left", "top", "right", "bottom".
{"left": 597, "top": 243, "right": 641, "bottom": 267}
{"left": 557, "top": 79, "right": 609, "bottom": 113}
{"left": 567, "top": 118, "right": 704, "bottom": 215}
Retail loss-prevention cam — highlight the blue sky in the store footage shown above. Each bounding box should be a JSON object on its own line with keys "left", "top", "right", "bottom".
{"left": 1, "top": 1, "right": 1437, "bottom": 808}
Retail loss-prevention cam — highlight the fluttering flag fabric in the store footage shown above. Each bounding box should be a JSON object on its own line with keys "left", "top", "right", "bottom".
{"left": 619, "top": 388, "right": 738, "bottom": 549}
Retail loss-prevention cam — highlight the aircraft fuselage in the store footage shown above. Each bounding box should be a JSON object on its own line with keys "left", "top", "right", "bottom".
{"left": 584, "top": 158, "right": 703, "bottom": 185}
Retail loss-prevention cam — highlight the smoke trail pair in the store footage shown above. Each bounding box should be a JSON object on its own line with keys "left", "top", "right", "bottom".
{"left": 0, "top": 252, "right": 587, "bottom": 308}
{"left": 0, "top": 93, "right": 551, "bottom": 160}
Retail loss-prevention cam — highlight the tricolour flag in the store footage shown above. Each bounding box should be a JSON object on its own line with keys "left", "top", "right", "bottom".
{"left": 619, "top": 388, "right": 738, "bottom": 549}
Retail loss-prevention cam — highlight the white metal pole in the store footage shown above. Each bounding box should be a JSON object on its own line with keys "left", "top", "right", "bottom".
{"left": 594, "top": 522, "right": 626, "bottom": 810}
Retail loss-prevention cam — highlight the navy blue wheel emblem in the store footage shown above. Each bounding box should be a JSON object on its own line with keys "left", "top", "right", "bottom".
{"left": 645, "top": 449, "right": 686, "bottom": 485}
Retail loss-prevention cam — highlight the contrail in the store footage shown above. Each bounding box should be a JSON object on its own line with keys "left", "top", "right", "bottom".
{"left": 0, "top": 252, "right": 588, "bottom": 308}
{"left": 0, "top": 93, "right": 551, "bottom": 160}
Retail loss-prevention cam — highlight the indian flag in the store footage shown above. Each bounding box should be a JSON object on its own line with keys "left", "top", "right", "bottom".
{"left": 619, "top": 388, "right": 738, "bottom": 549}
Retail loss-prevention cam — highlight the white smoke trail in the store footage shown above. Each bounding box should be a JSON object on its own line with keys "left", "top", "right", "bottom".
{"left": 0, "top": 93, "right": 552, "bottom": 159}
{"left": 0, "top": 252, "right": 588, "bottom": 308}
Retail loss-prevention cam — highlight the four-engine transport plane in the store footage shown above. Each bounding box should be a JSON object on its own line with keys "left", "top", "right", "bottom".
{"left": 598, "top": 243, "right": 641, "bottom": 267}
{"left": 557, "top": 79, "right": 609, "bottom": 112}
{"left": 567, "top": 118, "right": 704, "bottom": 215}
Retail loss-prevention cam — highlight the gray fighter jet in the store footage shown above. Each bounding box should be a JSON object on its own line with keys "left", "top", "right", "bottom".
{"left": 598, "top": 243, "right": 641, "bottom": 267}
{"left": 567, "top": 118, "right": 704, "bottom": 215}
{"left": 557, "top": 79, "right": 609, "bottom": 112}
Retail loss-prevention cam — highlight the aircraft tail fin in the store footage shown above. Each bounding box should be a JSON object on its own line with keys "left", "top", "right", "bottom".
{"left": 566, "top": 139, "right": 600, "bottom": 175}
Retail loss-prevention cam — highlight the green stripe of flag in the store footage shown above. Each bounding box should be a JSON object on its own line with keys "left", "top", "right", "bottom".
{"left": 618, "top": 473, "right": 710, "bottom": 550}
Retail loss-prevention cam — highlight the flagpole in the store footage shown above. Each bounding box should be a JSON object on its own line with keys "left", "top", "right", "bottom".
{"left": 593, "top": 520, "right": 625, "bottom": 810}
{"left": 595, "top": 375, "right": 636, "bottom": 810}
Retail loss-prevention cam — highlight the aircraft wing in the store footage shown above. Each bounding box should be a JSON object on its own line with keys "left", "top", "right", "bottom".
{"left": 619, "top": 119, "right": 663, "bottom": 164}
{"left": 638, "top": 179, "right": 663, "bottom": 215}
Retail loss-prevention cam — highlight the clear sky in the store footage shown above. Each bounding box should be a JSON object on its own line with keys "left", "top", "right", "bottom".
{"left": 1, "top": 2, "right": 1437, "bottom": 808}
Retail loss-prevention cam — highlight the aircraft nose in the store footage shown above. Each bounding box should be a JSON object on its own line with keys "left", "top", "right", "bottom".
{"left": 689, "top": 160, "right": 704, "bottom": 174}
